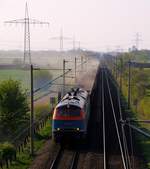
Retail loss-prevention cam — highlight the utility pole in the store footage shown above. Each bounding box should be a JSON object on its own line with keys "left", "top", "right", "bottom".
{"left": 115, "top": 56, "right": 118, "bottom": 79}
{"left": 113, "top": 57, "right": 115, "bottom": 77}
{"left": 128, "top": 60, "right": 131, "bottom": 109}
{"left": 5, "top": 2, "right": 49, "bottom": 64}
{"left": 58, "top": 91, "right": 62, "bottom": 102}
{"left": 81, "top": 55, "right": 84, "bottom": 72}
{"left": 75, "top": 57, "right": 77, "bottom": 84}
{"left": 120, "top": 58, "right": 123, "bottom": 91}
{"left": 30, "top": 64, "right": 34, "bottom": 155}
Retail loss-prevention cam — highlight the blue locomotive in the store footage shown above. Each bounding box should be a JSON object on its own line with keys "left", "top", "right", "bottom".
{"left": 52, "top": 88, "right": 90, "bottom": 142}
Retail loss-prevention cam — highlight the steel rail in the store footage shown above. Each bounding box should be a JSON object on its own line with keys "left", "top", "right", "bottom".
{"left": 102, "top": 68, "right": 106, "bottom": 169}
{"left": 70, "top": 151, "right": 79, "bottom": 169}
{"left": 49, "top": 147, "right": 63, "bottom": 169}
{"left": 49, "top": 148, "right": 79, "bottom": 169}
{"left": 104, "top": 69, "right": 127, "bottom": 169}
{"left": 106, "top": 68, "right": 150, "bottom": 168}
{"left": 106, "top": 68, "right": 132, "bottom": 169}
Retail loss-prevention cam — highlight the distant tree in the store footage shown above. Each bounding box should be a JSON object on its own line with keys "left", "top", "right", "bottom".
{"left": 0, "top": 79, "right": 29, "bottom": 132}
{"left": 131, "top": 70, "right": 149, "bottom": 107}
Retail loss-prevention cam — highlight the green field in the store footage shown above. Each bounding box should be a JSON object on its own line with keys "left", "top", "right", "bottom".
{"left": 0, "top": 69, "right": 63, "bottom": 91}
{"left": 0, "top": 70, "right": 30, "bottom": 89}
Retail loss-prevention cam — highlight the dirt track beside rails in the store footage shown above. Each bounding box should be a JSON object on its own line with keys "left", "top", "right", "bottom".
{"left": 77, "top": 152, "right": 104, "bottom": 169}
{"left": 29, "top": 140, "right": 59, "bottom": 169}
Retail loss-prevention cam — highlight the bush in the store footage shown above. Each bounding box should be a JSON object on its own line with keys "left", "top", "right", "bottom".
{"left": 0, "top": 79, "right": 29, "bottom": 133}
{"left": 0, "top": 142, "right": 16, "bottom": 167}
{"left": 0, "top": 142, "right": 16, "bottom": 160}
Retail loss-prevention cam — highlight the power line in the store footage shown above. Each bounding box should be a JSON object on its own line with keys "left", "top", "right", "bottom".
{"left": 33, "top": 69, "right": 71, "bottom": 94}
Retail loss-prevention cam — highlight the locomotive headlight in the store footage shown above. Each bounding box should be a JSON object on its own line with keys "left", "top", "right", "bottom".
{"left": 57, "top": 128, "right": 60, "bottom": 131}
{"left": 76, "top": 128, "right": 80, "bottom": 131}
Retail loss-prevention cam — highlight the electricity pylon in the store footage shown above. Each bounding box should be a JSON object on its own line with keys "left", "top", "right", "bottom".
{"left": 134, "top": 33, "right": 142, "bottom": 50}
{"left": 71, "top": 36, "right": 81, "bottom": 50}
{"left": 67, "top": 36, "right": 81, "bottom": 51}
{"left": 50, "top": 28, "right": 71, "bottom": 51}
{"left": 5, "top": 2, "right": 49, "bottom": 64}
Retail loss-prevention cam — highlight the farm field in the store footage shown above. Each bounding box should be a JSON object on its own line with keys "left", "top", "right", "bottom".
{"left": 0, "top": 69, "right": 63, "bottom": 90}
{"left": 0, "top": 69, "right": 30, "bottom": 89}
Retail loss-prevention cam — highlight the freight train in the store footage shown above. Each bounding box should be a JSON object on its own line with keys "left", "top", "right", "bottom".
{"left": 52, "top": 88, "right": 90, "bottom": 142}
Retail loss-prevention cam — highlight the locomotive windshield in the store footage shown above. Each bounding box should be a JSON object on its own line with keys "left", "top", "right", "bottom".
{"left": 56, "top": 105, "right": 81, "bottom": 117}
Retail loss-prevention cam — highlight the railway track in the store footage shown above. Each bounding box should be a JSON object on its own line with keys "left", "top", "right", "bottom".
{"left": 49, "top": 146, "right": 79, "bottom": 169}
{"left": 89, "top": 66, "right": 130, "bottom": 169}
{"left": 45, "top": 66, "right": 137, "bottom": 169}
{"left": 103, "top": 67, "right": 127, "bottom": 168}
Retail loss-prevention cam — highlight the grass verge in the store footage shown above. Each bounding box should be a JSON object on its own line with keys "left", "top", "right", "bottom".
{"left": 119, "top": 76, "right": 150, "bottom": 168}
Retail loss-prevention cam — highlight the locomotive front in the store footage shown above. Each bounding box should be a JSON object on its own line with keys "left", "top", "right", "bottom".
{"left": 52, "top": 88, "right": 89, "bottom": 142}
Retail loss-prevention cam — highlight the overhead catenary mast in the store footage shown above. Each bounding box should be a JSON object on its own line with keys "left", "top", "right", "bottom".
{"left": 5, "top": 2, "right": 49, "bottom": 64}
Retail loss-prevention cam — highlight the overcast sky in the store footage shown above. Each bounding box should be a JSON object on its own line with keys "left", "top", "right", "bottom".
{"left": 0, "top": 0, "right": 150, "bottom": 51}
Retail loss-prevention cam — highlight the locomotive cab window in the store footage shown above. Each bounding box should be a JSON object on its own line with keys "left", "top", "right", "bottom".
{"left": 56, "top": 105, "right": 81, "bottom": 117}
